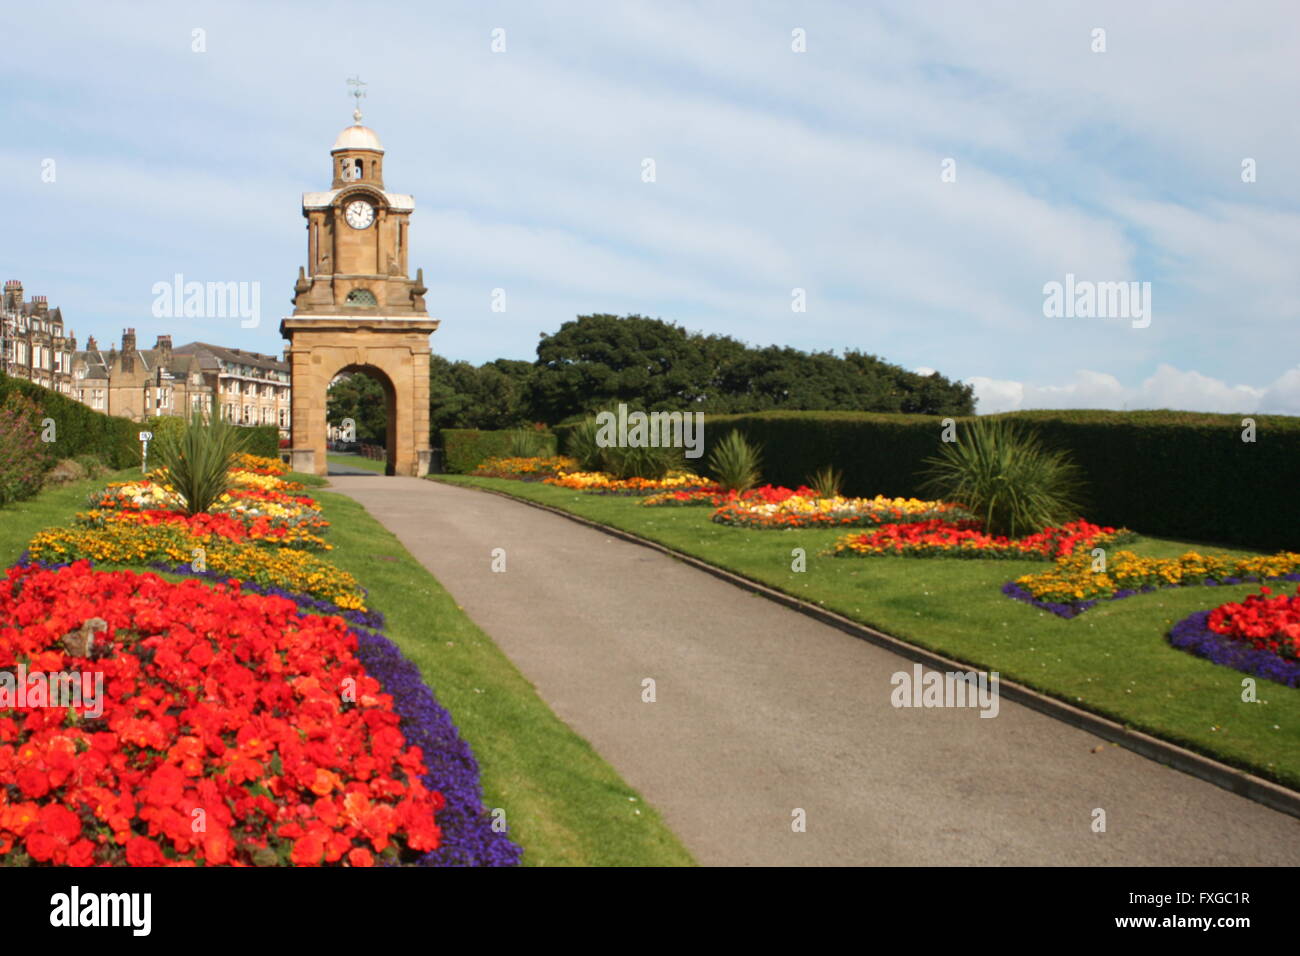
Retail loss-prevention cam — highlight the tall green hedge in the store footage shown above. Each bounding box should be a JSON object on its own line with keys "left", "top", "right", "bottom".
{"left": 0, "top": 376, "right": 282, "bottom": 473}
{"left": 0, "top": 374, "right": 138, "bottom": 468}
{"left": 442, "top": 428, "right": 558, "bottom": 474}
{"left": 241, "top": 425, "right": 281, "bottom": 459}
{"left": 558, "top": 409, "right": 1300, "bottom": 551}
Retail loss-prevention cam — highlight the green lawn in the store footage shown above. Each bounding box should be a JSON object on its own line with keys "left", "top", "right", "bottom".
{"left": 436, "top": 474, "right": 1300, "bottom": 791}
{"left": 0, "top": 469, "right": 693, "bottom": 867}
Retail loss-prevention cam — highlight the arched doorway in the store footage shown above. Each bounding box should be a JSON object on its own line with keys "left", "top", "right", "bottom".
{"left": 327, "top": 364, "right": 397, "bottom": 475}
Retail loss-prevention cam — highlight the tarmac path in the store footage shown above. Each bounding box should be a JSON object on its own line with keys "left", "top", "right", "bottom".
{"left": 329, "top": 475, "right": 1300, "bottom": 866}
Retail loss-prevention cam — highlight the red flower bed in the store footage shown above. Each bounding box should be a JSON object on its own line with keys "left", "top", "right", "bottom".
{"left": 833, "top": 518, "right": 1124, "bottom": 560}
{"left": 0, "top": 562, "right": 443, "bottom": 866}
{"left": 644, "top": 484, "right": 816, "bottom": 507}
{"left": 1207, "top": 585, "right": 1300, "bottom": 660}
{"left": 100, "top": 509, "right": 301, "bottom": 545}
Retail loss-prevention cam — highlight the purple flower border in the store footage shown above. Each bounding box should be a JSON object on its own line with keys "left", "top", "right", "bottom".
{"left": 15, "top": 555, "right": 523, "bottom": 866}
{"left": 1002, "top": 572, "right": 1300, "bottom": 619}
{"left": 1168, "top": 609, "right": 1300, "bottom": 688}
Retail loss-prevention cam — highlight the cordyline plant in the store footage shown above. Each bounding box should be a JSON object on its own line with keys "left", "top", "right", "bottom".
{"left": 564, "top": 414, "right": 681, "bottom": 479}
{"left": 806, "top": 464, "right": 844, "bottom": 498}
{"left": 152, "top": 409, "right": 251, "bottom": 515}
{"left": 919, "top": 417, "right": 1085, "bottom": 538}
{"left": 707, "top": 430, "right": 763, "bottom": 493}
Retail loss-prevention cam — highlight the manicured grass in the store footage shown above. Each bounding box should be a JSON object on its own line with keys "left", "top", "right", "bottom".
{"left": 327, "top": 453, "right": 387, "bottom": 474}
{"left": 0, "top": 471, "right": 694, "bottom": 866}
{"left": 436, "top": 475, "right": 1300, "bottom": 791}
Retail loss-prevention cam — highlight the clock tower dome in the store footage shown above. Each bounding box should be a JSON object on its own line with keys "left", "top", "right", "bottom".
{"left": 291, "top": 110, "right": 428, "bottom": 315}
{"left": 280, "top": 91, "right": 439, "bottom": 478}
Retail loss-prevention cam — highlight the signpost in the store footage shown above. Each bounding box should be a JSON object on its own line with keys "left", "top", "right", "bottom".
{"left": 139, "top": 430, "right": 153, "bottom": 474}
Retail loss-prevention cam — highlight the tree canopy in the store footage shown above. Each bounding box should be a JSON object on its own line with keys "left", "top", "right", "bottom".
{"left": 425, "top": 313, "right": 975, "bottom": 439}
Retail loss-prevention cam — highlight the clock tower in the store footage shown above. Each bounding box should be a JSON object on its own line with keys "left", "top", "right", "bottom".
{"left": 280, "top": 96, "right": 439, "bottom": 477}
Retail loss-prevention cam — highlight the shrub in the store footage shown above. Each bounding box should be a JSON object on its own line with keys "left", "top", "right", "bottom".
{"left": 919, "top": 418, "right": 1084, "bottom": 538}
{"left": 152, "top": 411, "right": 251, "bottom": 515}
{"left": 0, "top": 373, "right": 136, "bottom": 469}
{"left": 707, "top": 430, "right": 762, "bottom": 493}
{"left": 0, "top": 393, "right": 52, "bottom": 505}
{"left": 506, "top": 428, "right": 547, "bottom": 458}
{"left": 563, "top": 418, "right": 605, "bottom": 471}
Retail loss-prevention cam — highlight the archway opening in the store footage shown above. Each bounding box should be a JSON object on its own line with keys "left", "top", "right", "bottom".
{"left": 325, "top": 364, "right": 397, "bottom": 476}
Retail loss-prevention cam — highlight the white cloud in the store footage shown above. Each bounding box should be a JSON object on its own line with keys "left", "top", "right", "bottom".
{"left": 970, "top": 364, "right": 1296, "bottom": 415}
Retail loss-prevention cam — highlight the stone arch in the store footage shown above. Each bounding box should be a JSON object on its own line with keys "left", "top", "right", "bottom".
{"left": 281, "top": 319, "right": 435, "bottom": 477}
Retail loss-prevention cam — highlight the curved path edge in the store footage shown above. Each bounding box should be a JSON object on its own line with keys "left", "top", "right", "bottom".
{"left": 439, "top": 477, "right": 1300, "bottom": 822}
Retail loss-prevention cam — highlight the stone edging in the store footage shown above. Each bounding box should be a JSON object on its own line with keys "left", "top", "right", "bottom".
{"left": 436, "top": 477, "right": 1300, "bottom": 821}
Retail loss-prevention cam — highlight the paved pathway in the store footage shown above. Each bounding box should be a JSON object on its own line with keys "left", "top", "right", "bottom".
{"left": 329, "top": 476, "right": 1300, "bottom": 866}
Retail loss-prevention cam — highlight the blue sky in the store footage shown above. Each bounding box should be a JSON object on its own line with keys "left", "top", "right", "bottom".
{"left": 3, "top": 0, "right": 1298, "bottom": 413}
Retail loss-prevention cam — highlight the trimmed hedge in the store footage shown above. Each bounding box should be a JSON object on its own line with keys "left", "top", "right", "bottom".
{"left": 0, "top": 376, "right": 281, "bottom": 473}
{"left": 241, "top": 424, "right": 281, "bottom": 459}
{"left": 558, "top": 409, "right": 1300, "bottom": 551}
{"left": 442, "top": 428, "right": 558, "bottom": 474}
{"left": 0, "top": 374, "right": 137, "bottom": 469}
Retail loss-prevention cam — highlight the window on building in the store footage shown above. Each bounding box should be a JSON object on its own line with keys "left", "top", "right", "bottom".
{"left": 278, "top": 408, "right": 288, "bottom": 429}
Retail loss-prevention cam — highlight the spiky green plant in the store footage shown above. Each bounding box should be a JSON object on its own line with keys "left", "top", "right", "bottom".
{"left": 918, "top": 418, "right": 1085, "bottom": 538}
{"left": 151, "top": 410, "right": 251, "bottom": 516}
{"left": 806, "top": 465, "right": 843, "bottom": 499}
{"left": 707, "top": 430, "right": 762, "bottom": 493}
{"left": 507, "top": 429, "right": 547, "bottom": 459}
{"left": 601, "top": 443, "right": 681, "bottom": 480}
{"left": 564, "top": 417, "right": 605, "bottom": 471}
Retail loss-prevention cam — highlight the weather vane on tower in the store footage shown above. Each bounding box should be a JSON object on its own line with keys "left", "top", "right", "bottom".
{"left": 347, "top": 75, "right": 367, "bottom": 123}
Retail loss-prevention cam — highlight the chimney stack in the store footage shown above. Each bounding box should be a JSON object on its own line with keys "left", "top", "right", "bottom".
{"left": 32, "top": 295, "right": 48, "bottom": 317}
{"left": 154, "top": 334, "right": 173, "bottom": 365}
{"left": 121, "top": 328, "right": 135, "bottom": 374}
{"left": 86, "top": 335, "right": 98, "bottom": 351}
{"left": 3, "top": 280, "right": 21, "bottom": 311}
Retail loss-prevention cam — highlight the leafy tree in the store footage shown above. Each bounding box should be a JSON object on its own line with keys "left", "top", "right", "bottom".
{"left": 327, "top": 373, "right": 387, "bottom": 444}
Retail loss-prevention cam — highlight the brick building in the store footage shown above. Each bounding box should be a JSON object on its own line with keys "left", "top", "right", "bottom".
{"left": 73, "top": 330, "right": 214, "bottom": 420}
{"left": 173, "top": 342, "right": 292, "bottom": 437}
{"left": 1, "top": 280, "right": 77, "bottom": 394}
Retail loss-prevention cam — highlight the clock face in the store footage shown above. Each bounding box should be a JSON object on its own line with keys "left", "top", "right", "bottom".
{"left": 344, "top": 199, "right": 375, "bottom": 230}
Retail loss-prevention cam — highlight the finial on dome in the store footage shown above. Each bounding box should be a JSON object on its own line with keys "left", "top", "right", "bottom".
{"left": 347, "top": 74, "right": 367, "bottom": 124}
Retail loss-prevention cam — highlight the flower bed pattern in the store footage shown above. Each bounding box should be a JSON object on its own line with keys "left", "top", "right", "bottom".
{"left": 1170, "top": 606, "right": 1300, "bottom": 688}
{"left": 1009, "top": 548, "right": 1300, "bottom": 614}
{"left": 543, "top": 470, "right": 710, "bottom": 495}
{"left": 471, "top": 456, "right": 577, "bottom": 479}
{"left": 26, "top": 525, "right": 367, "bottom": 611}
{"left": 714, "top": 494, "right": 973, "bottom": 530}
{"left": 832, "top": 519, "right": 1131, "bottom": 560}
{"left": 641, "top": 484, "right": 799, "bottom": 507}
{"left": 6, "top": 453, "right": 523, "bottom": 866}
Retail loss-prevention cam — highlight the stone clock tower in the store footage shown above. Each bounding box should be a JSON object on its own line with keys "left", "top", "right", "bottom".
{"left": 280, "top": 101, "right": 439, "bottom": 477}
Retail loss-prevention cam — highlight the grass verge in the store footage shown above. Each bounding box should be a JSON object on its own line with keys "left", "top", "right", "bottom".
{"left": 435, "top": 474, "right": 1300, "bottom": 791}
